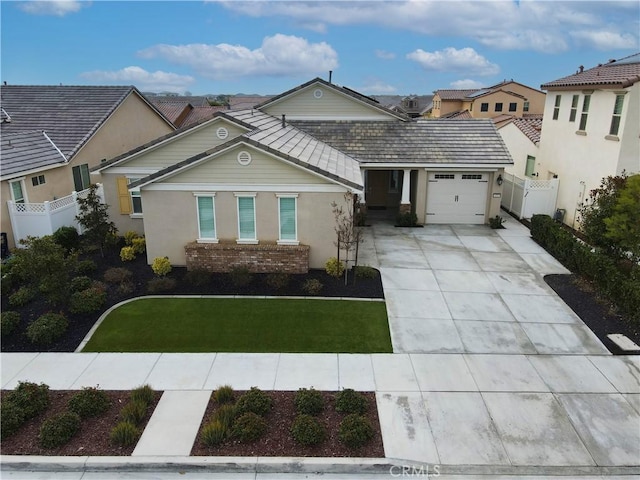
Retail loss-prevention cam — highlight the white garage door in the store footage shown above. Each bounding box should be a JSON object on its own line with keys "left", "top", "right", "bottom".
{"left": 426, "top": 172, "right": 488, "bottom": 224}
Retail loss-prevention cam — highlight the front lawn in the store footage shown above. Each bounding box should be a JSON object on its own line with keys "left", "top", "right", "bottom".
{"left": 82, "top": 298, "right": 391, "bottom": 353}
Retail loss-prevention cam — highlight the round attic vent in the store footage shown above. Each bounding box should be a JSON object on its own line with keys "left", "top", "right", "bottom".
{"left": 216, "top": 127, "right": 229, "bottom": 139}
{"left": 237, "top": 151, "right": 252, "bottom": 166}
{"left": 313, "top": 89, "right": 323, "bottom": 99}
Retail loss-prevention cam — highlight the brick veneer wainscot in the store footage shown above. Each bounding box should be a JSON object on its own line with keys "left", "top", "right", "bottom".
{"left": 185, "top": 241, "right": 310, "bottom": 274}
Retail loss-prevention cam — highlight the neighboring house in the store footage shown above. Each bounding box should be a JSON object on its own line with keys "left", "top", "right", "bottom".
{"left": 95, "top": 77, "right": 512, "bottom": 273}
{"left": 0, "top": 85, "right": 175, "bottom": 248}
{"left": 147, "top": 96, "right": 226, "bottom": 128}
{"left": 537, "top": 53, "right": 640, "bottom": 227}
{"left": 371, "top": 95, "right": 434, "bottom": 118}
{"left": 498, "top": 116, "right": 543, "bottom": 177}
{"left": 430, "top": 80, "right": 545, "bottom": 119}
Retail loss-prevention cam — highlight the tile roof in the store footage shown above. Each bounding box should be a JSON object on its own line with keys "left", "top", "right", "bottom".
{"left": 291, "top": 119, "right": 513, "bottom": 165}
{"left": 152, "top": 101, "right": 192, "bottom": 125}
{"left": 148, "top": 95, "right": 212, "bottom": 107}
{"left": 541, "top": 53, "right": 640, "bottom": 89}
{"left": 181, "top": 106, "right": 227, "bottom": 127}
{"left": 440, "top": 110, "right": 473, "bottom": 119}
{"left": 511, "top": 117, "right": 543, "bottom": 144}
{"left": 1, "top": 130, "right": 66, "bottom": 179}
{"left": 434, "top": 89, "right": 478, "bottom": 100}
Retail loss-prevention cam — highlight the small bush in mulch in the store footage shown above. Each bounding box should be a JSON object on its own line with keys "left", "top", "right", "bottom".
{"left": 130, "top": 384, "right": 155, "bottom": 406}
{"left": 213, "top": 385, "right": 235, "bottom": 405}
{"left": 39, "top": 411, "right": 81, "bottom": 449}
{"left": 26, "top": 313, "right": 69, "bottom": 346}
{"left": 103, "top": 267, "right": 133, "bottom": 284}
{"left": 67, "top": 386, "right": 111, "bottom": 418}
{"left": 335, "top": 389, "right": 368, "bottom": 415}
{"left": 183, "top": 269, "right": 211, "bottom": 287}
{"left": 4, "top": 382, "right": 50, "bottom": 419}
{"left": 291, "top": 414, "right": 325, "bottom": 446}
{"left": 355, "top": 266, "right": 378, "bottom": 279}
{"left": 151, "top": 257, "right": 172, "bottom": 277}
{"left": 9, "top": 286, "right": 36, "bottom": 307}
{"left": 201, "top": 419, "right": 227, "bottom": 446}
{"left": 294, "top": 388, "right": 324, "bottom": 416}
{"left": 120, "top": 246, "right": 136, "bottom": 262}
{"left": 147, "top": 277, "right": 177, "bottom": 293}
{"left": 265, "top": 272, "right": 290, "bottom": 291}
{"left": 338, "top": 414, "right": 374, "bottom": 449}
{"left": 229, "top": 266, "right": 253, "bottom": 287}
{"left": 235, "top": 387, "right": 273, "bottom": 416}
{"left": 110, "top": 421, "right": 140, "bottom": 447}
{"left": 120, "top": 399, "right": 148, "bottom": 426}
{"left": 76, "top": 259, "right": 97, "bottom": 276}
{"left": 231, "top": 412, "right": 267, "bottom": 443}
{"left": 325, "top": 257, "right": 344, "bottom": 278}
{"left": 302, "top": 278, "right": 323, "bottom": 295}
{"left": 70, "top": 276, "right": 93, "bottom": 293}
{"left": 212, "top": 404, "right": 237, "bottom": 430}
{"left": 69, "top": 286, "right": 107, "bottom": 314}
{"left": 1, "top": 400, "right": 26, "bottom": 439}
{"left": 1, "top": 311, "right": 21, "bottom": 337}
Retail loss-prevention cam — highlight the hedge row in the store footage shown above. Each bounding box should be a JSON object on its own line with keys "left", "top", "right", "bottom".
{"left": 530, "top": 215, "right": 640, "bottom": 323}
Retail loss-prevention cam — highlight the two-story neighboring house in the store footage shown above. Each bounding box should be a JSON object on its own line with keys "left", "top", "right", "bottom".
{"left": 0, "top": 85, "right": 175, "bottom": 249}
{"left": 497, "top": 116, "right": 543, "bottom": 177}
{"left": 537, "top": 53, "right": 640, "bottom": 227}
{"left": 430, "top": 80, "right": 545, "bottom": 120}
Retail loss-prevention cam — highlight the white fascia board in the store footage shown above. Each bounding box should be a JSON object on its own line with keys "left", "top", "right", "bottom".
{"left": 284, "top": 115, "right": 397, "bottom": 121}
{"left": 143, "top": 183, "right": 354, "bottom": 193}
{"left": 360, "top": 163, "right": 511, "bottom": 169}
{"left": 100, "top": 167, "right": 158, "bottom": 175}
{"left": 1, "top": 161, "right": 67, "bottom": 182}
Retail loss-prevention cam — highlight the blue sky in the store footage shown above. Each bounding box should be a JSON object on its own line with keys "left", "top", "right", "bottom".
{"left": 2, "top": 1, "right": 639, "bottom": 96}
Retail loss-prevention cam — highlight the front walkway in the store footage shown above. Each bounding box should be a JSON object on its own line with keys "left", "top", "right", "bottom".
{"left": 1, "top": 220, "right": 639, "bottom": 477}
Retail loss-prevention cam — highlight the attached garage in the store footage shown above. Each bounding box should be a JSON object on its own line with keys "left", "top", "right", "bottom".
{"left": 425, "top": 172, "right": 489, "bottom": 224}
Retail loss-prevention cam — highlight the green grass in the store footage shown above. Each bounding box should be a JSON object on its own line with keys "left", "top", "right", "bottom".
{"left": 82, "top": 298, "right": 391, "bottom": 353}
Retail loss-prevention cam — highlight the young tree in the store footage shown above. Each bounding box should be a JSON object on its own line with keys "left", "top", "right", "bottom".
{"left": 604, "top": 174, "right": 640, "bottom": 263}
{"left": 76, "top": 184, "right": 117, "bottom": 256}
{"left": 331, "top": 192, "right": 365, "bottom": 285}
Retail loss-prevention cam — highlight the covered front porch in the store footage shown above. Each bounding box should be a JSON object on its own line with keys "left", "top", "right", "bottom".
{"left": 362, "top": 168, "right": 418, "bottom": 218}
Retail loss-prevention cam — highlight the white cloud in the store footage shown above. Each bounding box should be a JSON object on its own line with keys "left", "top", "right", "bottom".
{"left": 359, "top": 80, "right": 397, "bottom": 94}
{"left": 570, "top": 30, "right": 638, "bottom": 50}
{"left": 450, "top": 79, "right": 485, "bottom": 90}
{"left": 375, "top": 50, "right": 396, "bottom": 60}
{"left": 407, "top": 47, "right": 499, "bottom": 76}
{"left": 17, "top": 1, "right": 87, "bottom": 16}
{"left": 137, "top": 34, "right": 338, "bottom": 80}
{"left": 80, "top": 66, "right": 195, "bottom": 93}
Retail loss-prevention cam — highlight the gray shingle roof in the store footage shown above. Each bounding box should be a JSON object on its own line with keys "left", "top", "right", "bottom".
{"left": 1, "top": 130, "right": 66, "bottom": 179}
{"left": 541, "top": 53, "right": 640, "bottom": 89}
{"left": 290, "top": 119, "right": 513, "bottom": 165}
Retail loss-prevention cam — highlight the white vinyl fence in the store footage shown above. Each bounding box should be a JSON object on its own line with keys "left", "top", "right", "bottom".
{"left": 501, "top": 173, "right": 559, "bottom": 219}
{"left": 7, "top": 184, "right": 104, "bottom": 247}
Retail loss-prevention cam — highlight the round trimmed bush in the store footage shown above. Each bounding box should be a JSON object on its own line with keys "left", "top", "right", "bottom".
{"left": 265, "top": 272, "right": 290, "bottom": 291}
{"left": 5, "top": 381, "right": 50, "bottom": 419}
{"left": 9, "top": 286, "right": 36, "bottom": 307}
{"left": 103, "top": 267, "right": 133, "bottom": 284}
{"left": 291, "top": 414, "right": 326, "bottom": 446}
{"left": 124, "top": 231, "right": 140, "bottom": 246}
{"left": 69, "top": 286, "right": 107, "bottom": 314}
{"left": 39, "top": 411, "right": 81, "bottom": 449}
{"left": 335, "top": 389, "right": 368, "bottom": 415}
{"left": 147, "top": 277, "right": 176, "bottom": 293}
{"left": 236, "top": 387, "right": 272, "bottom": 416}
{"left": 52, "top": 226, "right": 80, "bottom": 254}
{"left": 110, "top": 421, "right": 140, "bottom": 447}
{"left": 231, "top": 412, "right": 267, "bottom": 443}
{"left": 76, "top": 259, "right": 97, "bottom": 275}
{"left": 131, "top": 237, "right": 146, "bottom": 254}
{"left": 1, "top": 311, "right": 21, "bottom": 337}
{"left": 355, "top": 266, "right": 378, "bottom": 279}
{"left": 294, "top": 388, "right": 324, "bottom": 416}
{"left": 26, "top": 313, "right": 68, "bottom": 346}
{"left": 120, "top": 399, "right": 147, "bottom": 425}
{"left": 338, "top": 414, "right": 374, "bottom": 449}
{"left": 120, "top": 246, "right": 136, "bottom": 262}
{"left": 201, "top": 419, "right": 227, "bottom": 446}
{"left": 325, "top": 257, "right": 345, "bottom": 278}
{"left": 151, "top": 256, "right": 172, "bottom": 276}
{"left": 70, "top": 275, "right": 92, "bottom": 293}
{"left": 68, "top": 386, "right": 111, "bottom": 418}
{"left": 1, "top": 401, "right": 26, "bottom": 439}
{"left": 213, "top": 385, "right": 234, "bottom": 404}
{"left": 302, "top": 279, "right": 323, "bottom": 295}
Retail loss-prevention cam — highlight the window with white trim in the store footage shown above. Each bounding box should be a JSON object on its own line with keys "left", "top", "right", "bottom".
{"left": 552, "top": 95, "right": 561, "bottom": 120}
{"left": 196, "top": 195, "right": 217, "bottom": 241}
{"left": 72, "top": 163, "right": 90, "bottom": 191}
{"left": 31, "top": 174, "right": 46, "bottom": 186}
{"left": 128, "top": 178, "right": 142, "bottom": 214}
{"left": 523, "top": 101, "right": 530, "bottom": 112}
{"left": 10, "top": 180, "right": 25, "bottom": 203}
{"left": 569, "top": 95, "right": 579, "bottom": 122}
{"left": 609, "top": 94, "right": 625, "bottom": 136}
{"left": 579, "top": 94, "right": 591, "bottom": 131}
{"left": 236, "top": 194, "right": 256, "bottom": 242}
{"left": 277, "top": 195, "right": 297, "bottom": 244}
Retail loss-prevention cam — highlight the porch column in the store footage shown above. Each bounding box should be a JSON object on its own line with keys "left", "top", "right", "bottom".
{"left": 399, "top": 169, "right": 412, "bottom": 213}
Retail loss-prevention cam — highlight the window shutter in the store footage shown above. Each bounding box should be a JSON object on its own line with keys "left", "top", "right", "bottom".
{"left": 117, "top": 177, "right": 132, "bottom": 214}
{"left": 279, "top": 197, "right": 296, "bottom": 240}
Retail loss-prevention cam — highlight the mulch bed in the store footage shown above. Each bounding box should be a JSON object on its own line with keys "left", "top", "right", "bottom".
{"left": 191, "top": 391, "right": 384, "bottom": 458}
{"left": 0, "top": 390, "right": 161, "bottom": 456}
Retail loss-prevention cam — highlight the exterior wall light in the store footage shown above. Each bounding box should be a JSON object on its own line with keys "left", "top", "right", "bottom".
{"left": 496, "top": 174, "right": 503, "bottom": 186}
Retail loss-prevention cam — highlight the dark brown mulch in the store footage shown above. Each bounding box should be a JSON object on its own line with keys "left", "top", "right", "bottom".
{"left": 545, "top": 274, "right": 640, "bottom": 355}
{"left": 0, "top": 390, "right": 161, "bottom": 456}
{"left": 1, "top": 246, "right": 384, "bottom": 353}
{"left": 191, "top": 391, "right": 384, "bottom": 458}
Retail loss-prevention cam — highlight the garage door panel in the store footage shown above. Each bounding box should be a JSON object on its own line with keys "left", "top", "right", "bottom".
{"left": 426, "top": 172, "right": 488, "bottom": 224}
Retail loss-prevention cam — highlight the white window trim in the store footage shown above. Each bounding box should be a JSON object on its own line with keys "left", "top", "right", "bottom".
{"left": 194, "top": 192, "right": 218, "bottom": 243}
{"left": 127, "top": 177, "right": 143, "bottom": 218}
{"left": 9, "top": 178, "right": 27, "bottom": 203}
{"left": 234, "top": 192, "right": 258, "bottom": 244}
{"left": 276, "top": 193, "right": 299, "bottom": 245}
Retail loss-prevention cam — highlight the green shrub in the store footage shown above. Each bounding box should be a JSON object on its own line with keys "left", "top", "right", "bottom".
{"left": 325, "top": 257, "right": 345, "bottom": 278}
{"left": 1, "top": 401, "right": 26, "bottom": 439}
{"left": 335, "top": 389, "right": 368, "bottom": 415}
{"left": 124, "top": 231, "right": 140, "bottom": 246}
{"left": 131, "top": 237, "right": 146, "bottom": 255}
{"left": 184, "top": 269, "right": 211, "bottom": 287}
{"left": 396, "top": 211, "right": 418, "bottom": 227}
{"left": 69, "top": 286, "right": 106, "bottom": 314}
{"left": 130, "top": 384, "right": 155, "bottom": 406}
{"left": 1, "top": 311, "right": 21, "bottom": 337}
{"left": 302, "top": 278, "right": 323, "bottom": 295}
{"left": 70, "top": 275, "right": 93, "bottom": 292}
{"left": 201, "top": 419, "right": 227, "bottom": 446}
{"left": 231, "top": 412, "right": 267, "bottom": 443}
{"left": 110, "top": 421, "right": 140, "bottom": 447}
{"left": 236, "top": 387, "right": 273, "bottom": 416}
{"left": 489, "top": 215, "right": 506, "bottom": 229}
{"left": 76, "top": 259, "right": 97, "bottom": 275}
{"left": 229, "top": 266, "right": 252, "bottom": 287}
{"left": 291, "top": 414, "right": 326, "bottom": 446}
{"left": 68, "top": 386, "right": 111, "bottom": 418}
{"left": 120, "top": 399, "right": 148, "bottom": 426}
{"left": 120, "top": 246, "right": 136, "bottom": 262}
{"left": 39, "top": 411, "right": 81, "bottom": 449}
{"left": 213, "top": 385, "right": 235, "bottom": 404}
{"left": 5, "top": 381, "right": 50, "bottom": 419}
{"left": 212, "top": 404, "right": 237, "bottom": 430}
{"left": 265, "top": 272, "right": 290, "bottom": 291}
{"left": 294, "top": 388, "right": 324, "bottom": 416}
{"left": 354, "top": 266, "right": 378, "bottom": 279}
{"left": 338, "top": 414, "right": 374, "bottom": 449}
{"left": 151, "top": 257, "right": 172, "bottom": 276}
{"left": 26, "top": 313, "right": 68, "bottom": 346}
{"left": 9, "top": 286, "right": 36, "bottom": 307}
{"left": 118, "top": 281, "right": 135, "bottom": 295}
{"left": 104, "top": 267, "right": 133, "bottom": 284}
{"left": 52, "top": 226, "right": 80, "bottom": 254}
{"left": 147, "top": 277, "right": 177, "bottom": 293}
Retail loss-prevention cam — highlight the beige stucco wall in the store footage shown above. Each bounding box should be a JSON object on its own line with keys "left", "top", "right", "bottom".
{"left": 470, "top": 91, "right": 523, "bottom": 119}
{"left": 433, "top": 99, "right": 464, "bottom": 118}
{"left": 499, "top": 122, "right": 540, "bottom": 177}
{"left": 537, "top": 85, "right": 639, "bottom": 227}
{"left": 499, "top": 83, "right": 546, "bottom": 115}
